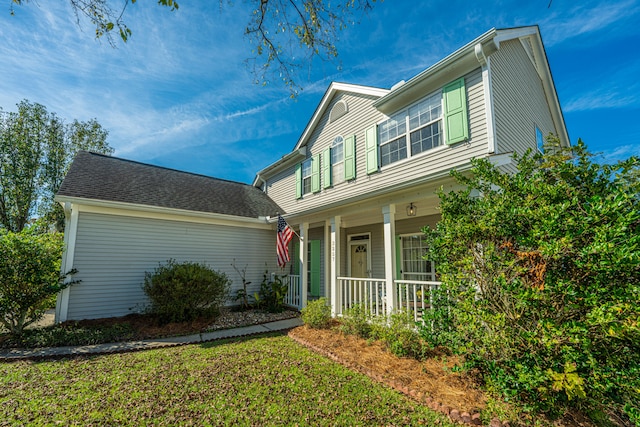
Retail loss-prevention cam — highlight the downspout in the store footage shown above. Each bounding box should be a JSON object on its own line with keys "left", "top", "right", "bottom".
{"left": 55, "top": 202, "right": 78, "bottom": 323}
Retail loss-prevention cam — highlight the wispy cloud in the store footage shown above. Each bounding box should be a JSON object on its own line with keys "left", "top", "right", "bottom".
{"left": 540, "top": 0, "right": 639, "bottom": 46}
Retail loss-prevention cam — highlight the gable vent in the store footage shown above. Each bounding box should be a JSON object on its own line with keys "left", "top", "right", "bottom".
{"left": 329, "top": 100, "right": 348, "bottom": 123}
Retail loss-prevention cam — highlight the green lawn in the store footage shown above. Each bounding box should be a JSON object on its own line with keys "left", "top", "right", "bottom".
{"left": 1, "top": 333, "right": 457, "bottom": 426}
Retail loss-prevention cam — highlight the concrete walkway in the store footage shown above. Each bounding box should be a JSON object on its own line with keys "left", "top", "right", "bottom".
{"left": 0, "top": 318, "right": 303, "bottom": 361}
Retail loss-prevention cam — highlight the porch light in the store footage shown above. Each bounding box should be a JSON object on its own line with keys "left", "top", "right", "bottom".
{"left": 406, "top": 203, "right": 417, "bottom": 217}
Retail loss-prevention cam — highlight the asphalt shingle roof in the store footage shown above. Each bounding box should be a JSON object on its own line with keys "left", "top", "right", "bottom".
{"left": 57, "top": 151, "right": 283, "bottom": 219}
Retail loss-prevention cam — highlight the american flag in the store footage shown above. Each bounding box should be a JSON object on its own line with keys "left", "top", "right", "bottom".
{"left": 276, "top": 215, "right": 294, "bottom": 268}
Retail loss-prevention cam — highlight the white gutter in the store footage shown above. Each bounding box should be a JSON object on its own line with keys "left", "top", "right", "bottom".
{"left": 53, "top": 195, "right": 273, "bottom": 226}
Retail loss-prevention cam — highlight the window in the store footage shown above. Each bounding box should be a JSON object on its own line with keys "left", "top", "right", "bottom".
{"left": 409, "top": 92, "right": 443, "bottom": 155}
{"left": 399, "top": 235, "right": 436, "bottom": 282}
{"left": 368, "top": 77, "right": 467, "bottom": 173}
{"left": 378, "top": 91, "right": 442, "bottom": 167}
{"left": 331, "top": 136, "right": 344, "bottom": 185}
{"left": 536, "top": 126, "right": 544, "bottom": 153}
{"left": 379, "top": 111, "right": 407, "bottom": 167}
{"left": 301, "top": 158, "right": 312, "bottom": 194}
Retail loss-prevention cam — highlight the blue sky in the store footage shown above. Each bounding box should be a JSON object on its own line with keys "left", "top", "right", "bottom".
{"left": 1, "top": 0, "right": 639, "bottom": 184}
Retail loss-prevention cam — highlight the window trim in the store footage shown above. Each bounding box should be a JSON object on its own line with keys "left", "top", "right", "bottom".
{"left": 377, "top": 88, "right": 445, "bottom": 168}
{"left": 301, "top": 158, "right": 313, "bottom": 195}
{"left": 331, "top": 135, "right": 345, "bottom": 185}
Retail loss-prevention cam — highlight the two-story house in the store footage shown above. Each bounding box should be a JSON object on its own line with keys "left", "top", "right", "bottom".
{"left": 252, "top": 25, "right": 568, "bottom": 317}
{"left": 55, "top": 25, "right": 568, "bottom": 322}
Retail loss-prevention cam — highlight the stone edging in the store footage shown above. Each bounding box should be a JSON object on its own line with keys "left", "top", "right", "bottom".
{"left": 288, "top": 330, "right": 511, "bottom": 427}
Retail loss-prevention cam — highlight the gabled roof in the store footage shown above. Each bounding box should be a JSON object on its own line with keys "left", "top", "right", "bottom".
{"left": 252, "top": 82, "right": 389, "bottom": 186}
{"left": 293, "top": 82, "right": 389, "bottom": 151}
{"left": 57, "top": 151, "right": 283, "bottom": 219}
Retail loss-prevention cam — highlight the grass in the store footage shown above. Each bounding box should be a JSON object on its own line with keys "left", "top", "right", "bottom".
{"left": 0, "top": 333, "right": 458, "bottom": 426}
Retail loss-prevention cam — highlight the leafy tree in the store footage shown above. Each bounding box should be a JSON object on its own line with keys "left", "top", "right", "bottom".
{"left": 0, "top": 227, "right": 78, "bottom": 335}
{"left": 9, "top": 0, "right": 377, "bottom": 94}
{"left": 0, "top": 100, "right": 113, "bottom": 232}
{"left": 424, "top": 138, "right": 639, "bottom": 423}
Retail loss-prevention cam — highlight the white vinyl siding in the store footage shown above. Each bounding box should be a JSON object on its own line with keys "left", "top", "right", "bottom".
{"left": 66, "top": 211, "right": 278, "bottom": 320}
{"left": 491, "top": 39, "right": 556, "bottom": 156}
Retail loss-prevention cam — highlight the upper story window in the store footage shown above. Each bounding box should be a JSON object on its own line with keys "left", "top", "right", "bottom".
{"left": 301, "top": 158, "right": 312, "bottom": 194}
{"left": 331, "top": 136, "right": 344, "bottom": 185}
{"left": 379, "top": 111, "right": 407, "bottom": 167}
{"left": 408, "top": 92, "right": 443, "bottom": 156}
{"left": 379, "top": 91, "right": 442, "bottom": 167}
{"left": 365, "top": 77, "right": 468, "bottom": 175}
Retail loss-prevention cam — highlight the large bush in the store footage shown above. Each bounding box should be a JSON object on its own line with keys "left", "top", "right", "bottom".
{"left": 424, "top": 139, "right": 639, "bottom": 423}
{"left": 0, "top": 228, "right": 76, "bottom": 335}
{"left": 143, "top": 260, "right": 231, "bottom": 323}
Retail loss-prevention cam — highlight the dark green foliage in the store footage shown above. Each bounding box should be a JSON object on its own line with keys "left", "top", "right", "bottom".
{"left": 0, "top": 100, "right": 112, "bottom": 232}
{"left": 339, "top": 303, "right": 372, "bottom": 338}
{"left": 254, "top": 272, "right": 288, "bottom": 313}
{"left": 0, "top": 228, "right": 78, "bottom": 335}
{"left": 418, "top": 287, "right": 458, "bottom": 349}
{"left": 424, "top": 138, "right": 639, "bottom": 423}
{"left": 301, "top": 297, "right": 332, "bottom": 328}
{"left": 373, "top": 311, "right": 430, "bottom": 360}
{"left": 143, "top": 260, "right": 230, "bottom": 323}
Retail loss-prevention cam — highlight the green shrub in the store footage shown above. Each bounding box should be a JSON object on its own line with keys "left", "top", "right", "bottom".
{"left": 378, "top": 311, "right": 429, "bottom": 360}
{"left": 301, "top": 297, "right": 331, "bottom": 328}
{"left": 0, "top": 229, "right": 77, "bottom": 335}
{"left": 143, "top": 259, "right": 230, "bottom": 323}
{"left": 254, "top": 272, "right": 288, "bottom": 313}
{"left": 418, "top": 286, "right": 458, "bottom": 349}
{"left": 339, "top": 303, "right": 372, "bottom": 338}
{"left": 424, "top": 139, "right": 640, "bottom": 422}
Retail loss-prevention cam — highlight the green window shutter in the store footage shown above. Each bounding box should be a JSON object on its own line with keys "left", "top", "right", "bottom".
{"left": 295, "top": 163, "right": 302, "bottom": 199}
{"left": 322, "top": 147, "right": 332, "bottom": 189}
{"left": 365, "top": 125, "right": 378, "bottom": 174}
{"left": 443, "top": 77, "right": 469, "bottom": 145}
{"left": 395, "top": 235, "right": 402, "bottom": 280}
{"left": 292, "top": 240, "right": 300, "bottom": 275}
{"left": 344, "top": 134, "right": 356, "bottom": 180}
{"left": 310, "top": 240, "right": 321, "bottom": 297}
{"left": 311, "top": 154, "right": 320, "bottom": 193}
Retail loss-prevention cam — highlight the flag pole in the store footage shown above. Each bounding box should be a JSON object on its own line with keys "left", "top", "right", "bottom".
{"left": 276, "top": 213, "right": 303, "bottom": 241}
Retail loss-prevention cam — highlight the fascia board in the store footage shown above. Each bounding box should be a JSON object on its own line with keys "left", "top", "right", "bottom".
{"left": 293, "top": 82, "right": 388, "bottom": 151}
{"left": 54, "top": 196, "right": 273, "bottom": 228}
{"left": 373, "top": 28, "right": 498, "bottom": 113}
{"left": 528, "top": 30, "right": 571, "bottom": 147}
{"left": 252, "top": 146, "right": 307, "bottom": 185}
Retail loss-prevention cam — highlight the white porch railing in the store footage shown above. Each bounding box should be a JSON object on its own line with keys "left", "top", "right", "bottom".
{"left": 283, "top": 274, "right": 301, "bottom": 309}
{"left": 337, "top": 277, "right": 387, "bottom": 316}
{"left": 337, "top": 277, "right": 441, "bottom": 321}
{"left": 395, "top": 280, "right": 441, "bottom": 322}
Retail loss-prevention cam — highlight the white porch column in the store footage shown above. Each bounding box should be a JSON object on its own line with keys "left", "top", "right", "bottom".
{"left": 382, "top": 205, "right": 397, "bottom": 316}
{"left": 299, "top": 222, "right": 309, "bottom": 309}
{"left": 330, "top": 215, "right": 341, "bottom": 317}
{"left": 324, "top": 220, "right": 331, "bottom": 302}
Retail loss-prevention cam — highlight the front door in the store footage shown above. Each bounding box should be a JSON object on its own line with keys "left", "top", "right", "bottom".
{"left": 349, "top": 241, "right": 369, "bottom": 278}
